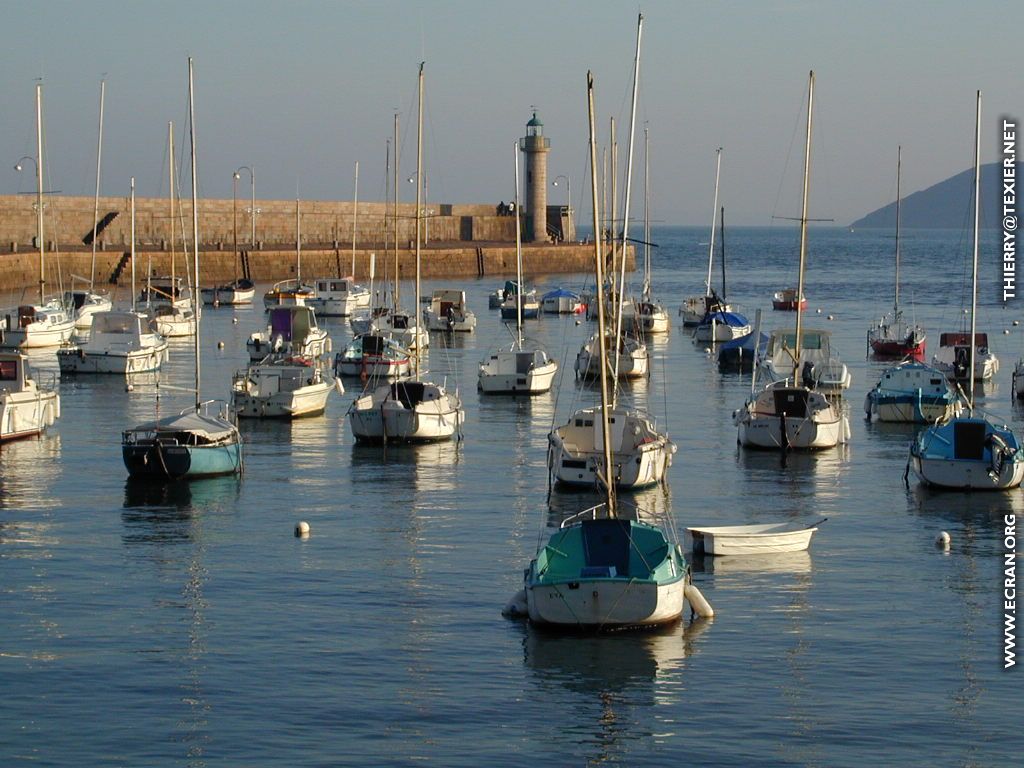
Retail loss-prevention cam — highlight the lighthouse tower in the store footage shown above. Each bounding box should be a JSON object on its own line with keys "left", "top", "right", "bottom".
{"left": 519, "top": 111, "right": 550, "bottom": 242}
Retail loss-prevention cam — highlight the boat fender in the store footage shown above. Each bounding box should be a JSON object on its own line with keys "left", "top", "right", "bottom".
{"left": 334, "top": 378, "right": 345, "bottom": 395}
{"left": 685, "top": 583, "right": 714, "bottom": 618}
{"left": 502, "top": 588, "right": 528, "bottom": 618}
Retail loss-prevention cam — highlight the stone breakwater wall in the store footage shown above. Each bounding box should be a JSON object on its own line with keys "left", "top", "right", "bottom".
{"left": 0, "top": 194, "right": 518, "bottom": 253}
{"left": 0, "top": 242, "right": 632, "bottom": 294}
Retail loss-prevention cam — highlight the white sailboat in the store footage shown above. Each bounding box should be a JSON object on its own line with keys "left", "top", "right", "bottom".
{"left": 550, "top": 17, "right": 673, "bottom": 489}
{"left": 148, "top": 122, "right": 196, "bottom": 338}
{"left": 734, "top": 72, "right": 849, "bottom": 451}
{"left": 478, "top": 142, "right": 558, "bottom": 395}
{"left": 59, "top": 178, "right": 169, "bottom": 376}
{"left": 2, "top": 83, "right": 75, "bottom": 350}
{"left": 525, "top": 64, "right": 690, "bottom": 630}
{"left": 693, "top": 206, "right": 751, "bottom": 343}
{"left": 679, "top": 148, "right": 731, "bottom": 326}
{"left": 69, "top": 79, "right": 113, "bottom": 330}
{"left": 634, "top": 126, "right": 670, "bottom": 335}
{"left": 231, "top": 357, "right": 338, "bottom": 419}
{"left": 908, "top": 90, "right": 1024, "bottom": 491}
{"left": 123, "top": 58, "right": 243, "bottom": 479}
{"left": 348, "top": 63, "right": 462, "bottom": 443}
{"left": 263, "top": 199, "right": 316, "bottom": 308}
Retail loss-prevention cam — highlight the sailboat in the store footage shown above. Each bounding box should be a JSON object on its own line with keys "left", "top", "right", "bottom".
{"left": 263, "top": 198, "right": 316, "bottom": 308}
{"left": 67, "top": 79, "right": 113, "bottom": 330}
{"left": 478, "top": 141, "right": 558, "bottom": 395}
{"left": 694, "top": 206, "right": 750, "bottom": 342}
{"left": 122, "top": 58, "right": 243, "bottom": 480}
{"left": 309, "top": 163, "right": 371, "bottom": 316}
{"left": 348, "top": 63, "right": 463, "bottom": 443}
{"left": 575, "top": 15, "right": 650, "bottom": 383}
{"left": 634, "top": 127, "right": 669, "bottom": 335}
{"left": 733, "top": 72, "right": 850, "bottom": 451}
{"left": 679, "top": 148, "right": 731, "bottom": 326}
{"left": 0, "top": 351, "right": 60, "bottom": 442}
{"left": 148, "top": 122, "right": 196, "bottom": 339}
{"left": 349, "top": 115, "right": 430, "bottom": 351}
{"left": 201, "top": 166, "right": 255, "bottom": 305}
{"left": 2, "top": 83, "right": 75, "bottom": 350}
{"left": 908, "top": 91, "right": 1024, "bottom": 491}
{"left": 551, "top": 16, "right": 674, "bottom": 488}
{"left": 867, "top": 147, "right": 926, "bottom": 358}
{"left": 525, "top": 68, "right": 688, "bottom": 630}
{"left": 59, "top": 177, "right": 169, "bottom": 376}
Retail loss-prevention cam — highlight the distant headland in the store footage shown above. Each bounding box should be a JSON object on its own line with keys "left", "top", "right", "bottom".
{"left": 851, "top": 162, "right": 1002, "bottom": 229}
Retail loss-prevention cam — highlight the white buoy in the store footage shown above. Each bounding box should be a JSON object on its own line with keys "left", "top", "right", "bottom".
{"left": 704, "top": 347, "right": 712, "bottom": 355}
{"left": 575, "top": 319, "right": 581, "bottom": 326}
{"left": 1014, "top": 320, "right": 1020, "bottom": 327}
{"left": 501, "top": 588, "right": 528, "bottom": 618}
{"left": 125, "top": 383, "right": 134, "bottom": 392}
{"left": 827, "top": 314, "right": 834, "bottom": 321}
{"left": 232, "top": 317, "right": 239, "bottom": 324}
{"left": 1005, "top": 329, "right": 1011, "bottom": 335}
{"left": 816, "top": 307, "right": 822, "bottom": 314}
{"left": 936, "top": 531, "right": 951, "bottom": 548}
{"left": 295, "top": 521, "right": 310, "bottom": 537}
{"left": 217, "top": 341, "right": 225, "bottom": 349}
{"left": 685, "top": 583, "right": 714, "bottom": 618}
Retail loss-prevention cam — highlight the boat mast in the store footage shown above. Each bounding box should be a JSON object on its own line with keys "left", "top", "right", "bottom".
{"left": 720, "top": 206, "right": 726, "bottom": 299}
{"left": 513, "top": 140, "right": 524, "bottom": 347}
{"left": 609, "top": 118, "right": 617, "bottom": 295}
{"left": 612, "top": 11, "right": 643, "bottom": 392}
{"left": 793, "top": 71, "right": 814, "bottom": 383}
{"left": 35, "top": 83, "right": 45, "bottom": 305}
{"left": 187, "top": 57, "right": 201, "bottom": 412}
{"left": 383, "top": 137, "right": 390, "bottom": 304}
{"left": 164, "top": 121, "right": 174, "bottom": 313}
{"left": 969, "top": 90, "right": 981, "bottom": 412}
{"left": 393, "top": 112, "right": 400, "bottom": 311}
{"left": 705, "top": 148, "right": 723, "bottom": 298}
{"left": 588, "top": 71, "right": 616, "bottom": 518}
{"left": 642, "top": 125, "right": 650, "bottom": 302}
{"left": 295, "top": 197, "right": 302, "bottom": 284}
{"left": 130, "top": 177, "right": 136, "bottom": 312}
{"left": 90, "top": 79, "right": 105, "bottom": 292}
{"left": 414, "top": 62, "right": 424, "bottom": 380}
{"left": 351, "top": 160, "right": 359, "bottom": 276}
{"left": 894, "top": 145, "right": 902, "bottom": 316}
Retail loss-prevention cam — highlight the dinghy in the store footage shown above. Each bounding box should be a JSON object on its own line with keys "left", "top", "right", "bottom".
{"left": 687, "top": 521, "right": 821, "bottom": 556}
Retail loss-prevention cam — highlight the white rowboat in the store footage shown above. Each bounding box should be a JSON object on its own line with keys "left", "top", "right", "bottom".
{"left": 686, "top": 520, "right": 823, "bottom": 556}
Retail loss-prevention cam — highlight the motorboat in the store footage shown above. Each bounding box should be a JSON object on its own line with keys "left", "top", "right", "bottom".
{"left": 772, "top": 288, "right": 807, "bottom": 311}
{"left": 263, "top": 279, "right": 316, "bottom": 309}
{"left": 500, "top": 290, "right": 539, "bottom": 321}
{"left": 2, "top": 300, "right": 75, "bottom": 349}
{"left": 247, "top": 305, "right": 330, "bottom": 362}
{"left": 231, "top": 356, "right": 337, "bottom": 419}
{"left": 308, "top": 276, "right": 371, "bottom": 317}
{"left": 65, "top": 289, "right": 113, "bottom": 330}
{"left": 932, "top": 332, "right": 998, "bottom": 381}
{"left": 59, "top": 310, "right": 169, "bottom": 376}
{"left": 864, "top": 360, "right": 962, "bottom": 423}
{"left": 149, "top": 304, "right": 195, "bottom": 338}
{"left": 760, "top": 328, "right": 851, "bottom": 395}
{"left": 423, "top": 289, "right": 477, "bottom": 332}
{"left": 0, "top": 351, "right": 59, "bottom": 442}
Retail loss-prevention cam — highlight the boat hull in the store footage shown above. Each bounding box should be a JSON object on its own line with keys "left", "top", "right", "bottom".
{"left": 864, "top": 392, "right": 958, "bottom": 423}
{"left": 349, "top": 387, "right": 462, "bottom": 443}
{"left": 548, "top": 432, "right": 673, "bottom": 489}
{"left": 122, "top": 440, "right": 243, "bottom": 480}
{"left": 1, "top": 390, "right": 59, "bottom": 442}
{"left": 232, "top": 382, "right": 332, "bottom": 419}
{"left": 910, "top": 453, "right": 1024, "bottom": 490}
{"left": 478, "top": 359, "right": 557, "bottom": 395}
{"left": 737, "top": 412, "right": 848, "bottom": 450}
{"left": 526, "top": 576, "right": 684, "bottom": 629}
{"left": 201, "top": 286, "right": 255, "bottom": 305}
{"left": 57, "top": 345, "right": 168, "bottom": 376}
{"left": 688, "top": 525, "right": 816, "bottom": 555}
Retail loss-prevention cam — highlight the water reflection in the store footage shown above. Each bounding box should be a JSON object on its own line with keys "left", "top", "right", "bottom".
{"left": 123, "top": 475, "right": 242, "bottom": 516}
{"left": 0, "top": 433, "right": 62, "bottom": 509}
{"left": 349, "top": 440, "right": 461, "bottom": 495}
{"left": 522, "top": 619, "right": 710, "bottom": 764}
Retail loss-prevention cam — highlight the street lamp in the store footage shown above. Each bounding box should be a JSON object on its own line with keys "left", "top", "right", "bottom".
{"left": 235, "top": 165, "right": 256, "bottom": 249}
{"left": 552, "top": 174, "right": 572, "bottom": 242}
{"left": 407, "top": 171, "right": 430, "bottom": 244}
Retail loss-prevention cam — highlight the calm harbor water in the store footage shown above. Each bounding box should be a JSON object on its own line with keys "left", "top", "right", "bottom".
{"left": 1, "top": 226, "right": 1020, "bottom": 766}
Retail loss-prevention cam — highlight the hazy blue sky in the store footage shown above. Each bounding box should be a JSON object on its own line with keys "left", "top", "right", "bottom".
{"left": 2, "top": 1, "right": 1019, "bottom": 225}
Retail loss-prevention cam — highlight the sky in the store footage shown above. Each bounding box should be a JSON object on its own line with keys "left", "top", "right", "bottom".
{"left": 1, "top": 0, "right": 1019, "bottom": 226}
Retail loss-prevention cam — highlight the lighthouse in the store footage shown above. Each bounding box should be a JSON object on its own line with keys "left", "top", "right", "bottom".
{"left": 519, "top": 111, "right": 550, "bottom": 242}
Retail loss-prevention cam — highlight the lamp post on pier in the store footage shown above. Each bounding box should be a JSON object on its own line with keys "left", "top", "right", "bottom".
{"left": 552, "top": 174, "right": 573, "bottom": 242}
